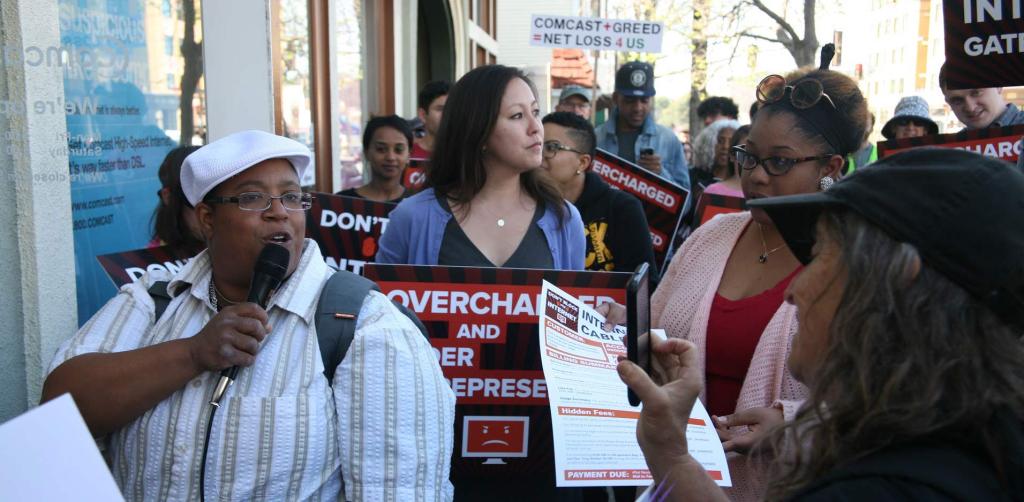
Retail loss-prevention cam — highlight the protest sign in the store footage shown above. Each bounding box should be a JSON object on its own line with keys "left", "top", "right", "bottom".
{"left": 693, "top": 192, "right": 747, "bottom": 227}
{"left": 402, "top": 158, "right": 428, "bottom": 194}
{"left": 530, "top": 15, "right": 664, "bottom": 53}
{"left": 305, "top": 193, "right": 395, "bottom": 275}
{"left": 538, "top": 282, "right": 731, "bottom": 487}
{"left": 591, "top": 149, "right": 689, "bottom": 271}
{"left": 877, "top": 124, "right": 1024, "bottom": 163}
{"left": 363, "top": 264, "right": 630, "bottom": 482}
{"left": 942, "top": 0, "right": 1024, "bottom": 89}
{"left": 96, "top": 245, "right": 195, "bottom": 288}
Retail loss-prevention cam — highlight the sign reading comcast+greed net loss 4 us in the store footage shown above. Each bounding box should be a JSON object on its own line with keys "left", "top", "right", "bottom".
{"left": 530, "top": 15, "right": 664, "bottom": 53}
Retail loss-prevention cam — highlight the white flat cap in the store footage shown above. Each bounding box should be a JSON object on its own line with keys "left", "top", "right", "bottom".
{"left": 181, "top": 130, "right": 311, "bottom": 206}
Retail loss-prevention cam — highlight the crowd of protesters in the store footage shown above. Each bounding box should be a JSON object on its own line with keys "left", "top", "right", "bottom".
{"left": 47, "top": 36, "right": 1024, "bottom": 502}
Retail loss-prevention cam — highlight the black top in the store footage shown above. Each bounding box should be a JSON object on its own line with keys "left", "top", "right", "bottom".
{"left": 574, "top": 171, "right": 658, "bottom": 278}
{"left": 436, "top": 198, "right": 554, "bottom": 268}
{"left": 792, "top": 420, "right": 1024, "bottom": 501}
{"left": 335, "top": 187, "right": 406, "bottom": 204}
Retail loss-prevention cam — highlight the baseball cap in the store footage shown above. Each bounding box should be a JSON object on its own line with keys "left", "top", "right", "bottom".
{"left": 747, "top": 147, "right": 1024, "bottom": 329}
{"left": 181, "top": 130, "right": 311, "bottom": 206}
{"left": 560, "top": 85, "right": 592, "bottom": 102}
{"left": 615, "top": 61, "right": 656, "bottom": 97}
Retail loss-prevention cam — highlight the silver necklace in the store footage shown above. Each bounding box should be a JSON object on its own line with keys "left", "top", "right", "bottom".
{"left": 756, "top": 223, "right": 786, "bottom": 264}
{"left": 208, "top": 279, "right": 238, "bottom": 311}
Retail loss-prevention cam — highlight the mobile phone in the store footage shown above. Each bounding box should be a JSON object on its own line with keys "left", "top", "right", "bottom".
{"left": 640, "top": 148, "right": 655, "bottom": 156}
{"left": 626, "top": 262, "right": 651, "bottom": 407}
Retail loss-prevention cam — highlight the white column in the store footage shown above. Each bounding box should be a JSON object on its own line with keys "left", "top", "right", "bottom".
{"left": 201, "top": 0, "right": 276, "bottom": 140}
{"left": 0, "top": 0, "right": 77, "bottom": 419}
{"left": 393, "top": 0, "right": 418, "bottom": 117}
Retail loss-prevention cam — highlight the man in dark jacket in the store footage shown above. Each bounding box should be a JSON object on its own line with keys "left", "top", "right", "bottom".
{"left": 541, "top": 111, "right": 657, "bottom": 279}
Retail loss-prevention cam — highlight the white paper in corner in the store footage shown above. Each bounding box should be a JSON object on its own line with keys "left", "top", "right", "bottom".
{"left": 0, "top": 393, "right": 124, "bottom": 501}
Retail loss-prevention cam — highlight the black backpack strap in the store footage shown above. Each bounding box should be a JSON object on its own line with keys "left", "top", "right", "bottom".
{"left": 314, "top": 270, "right": 430, "bottom": 385}
{"left": 148, "top": 281, "right": 173, "bottom": 322}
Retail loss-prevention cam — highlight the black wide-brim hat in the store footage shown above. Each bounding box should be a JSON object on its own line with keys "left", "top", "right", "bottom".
{"left": 747, "top": 147, "right": 1024, "bottom": 329}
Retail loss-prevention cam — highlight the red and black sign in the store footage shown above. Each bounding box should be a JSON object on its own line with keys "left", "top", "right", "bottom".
{"left": 877, "top": 124, "right": 1024, "bottom": 163}
{"left": 401, "top": 158, "right": 428, "bottom": 194}
{"left": 942, "top": 0, "right": 1024, "bottom": 89}
{"left": 363, "top": 263, "right": 630, "bottom": 481}
{"left": 96, "top": 245, "right": 196, "bottom": 288}
{"left": 693, "top": 192, "right": 747, "bottom": 227}
{"left": 305, "top": 193, "right": 396, "bottom": 275}
{"left": 591, "top": 149, "right": 689, "bottom": 271}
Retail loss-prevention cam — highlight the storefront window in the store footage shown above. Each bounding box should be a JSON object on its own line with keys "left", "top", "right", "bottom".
{"left": 60, "top": 0, "right": 206, "bottom": 322}
{"left": 336, "top": 0, "right": 365, "bottom": 190}
{"left": 278, "top": 0, "right": 316, "bottom": 186}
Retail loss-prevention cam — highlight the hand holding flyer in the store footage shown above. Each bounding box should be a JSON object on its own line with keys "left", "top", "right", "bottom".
{"left": 538, "top": 280, "right": 731, "bottom": 487}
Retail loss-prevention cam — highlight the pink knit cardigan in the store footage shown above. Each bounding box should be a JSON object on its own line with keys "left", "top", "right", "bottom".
{"left": 652, "top": 211, "right": 807, "bottom": 501}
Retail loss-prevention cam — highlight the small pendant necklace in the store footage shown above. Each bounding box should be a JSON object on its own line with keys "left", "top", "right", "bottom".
{"left": 756, "top": 223, "right": 786, "bottom": 264}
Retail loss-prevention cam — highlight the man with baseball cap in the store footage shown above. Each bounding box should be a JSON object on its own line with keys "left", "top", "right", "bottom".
{"left": 555, "top": 84, "right": 593, "bottom": 119}
{"left": 595, "top": 61, "right": 689, "bottom": 189}
{"left": 43, "top": 130, "right": 455, "bottom": 501}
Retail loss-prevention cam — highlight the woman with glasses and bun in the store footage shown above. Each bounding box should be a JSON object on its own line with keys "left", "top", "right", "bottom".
{"left": 600, "top": 44, "right": 865, "bottom": 500}
{"left": 376, "top": 65, "right": 585, "bottom": 271}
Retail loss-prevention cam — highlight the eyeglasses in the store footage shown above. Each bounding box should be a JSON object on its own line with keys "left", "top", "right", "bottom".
{"left": 731, "top": 146, "right": 834, "bottom": 176}
{"left": 204, "top": 191, "right": 314, "bottom": 211}
{"left": 756, "top": 74, "right": 837, "bottom": 110}
{"left": 543, "top": 141, "right": 585, "bottom": 159}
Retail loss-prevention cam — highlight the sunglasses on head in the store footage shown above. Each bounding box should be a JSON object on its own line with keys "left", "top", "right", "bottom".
{"left": 756, "top": 74, "right": 837, "bottom": 111}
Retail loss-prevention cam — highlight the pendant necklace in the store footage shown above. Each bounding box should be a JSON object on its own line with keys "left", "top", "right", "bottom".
{"left": 756, "top": 223, "right": 786, "bottom": 264}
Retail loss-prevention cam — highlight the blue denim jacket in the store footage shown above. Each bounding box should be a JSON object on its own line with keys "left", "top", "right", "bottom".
{"left": 595, "top": 109, "right": 690, "bottom": 191}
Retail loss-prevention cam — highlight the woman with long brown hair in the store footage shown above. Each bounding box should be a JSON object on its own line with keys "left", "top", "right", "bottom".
{"left": 376, "top": 64, "right": 584, "bottom": 269}
{"left": 619, "top": 148, "right": 1024, "bottom": 500}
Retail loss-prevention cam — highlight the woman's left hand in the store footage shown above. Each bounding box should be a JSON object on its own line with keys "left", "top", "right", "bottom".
{"left": 712, "top": 406, "right": 784, "bottom": 454}
{"left": 616, "top": 337, "right": 703, "bottom": 480}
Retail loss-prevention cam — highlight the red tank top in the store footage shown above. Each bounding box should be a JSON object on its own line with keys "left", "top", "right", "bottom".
{"left": 705, "top": 267, "right": 800, "bottom": 417}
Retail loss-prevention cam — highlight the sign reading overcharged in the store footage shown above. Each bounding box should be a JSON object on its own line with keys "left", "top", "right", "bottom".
{"left": 530, "top": 15, "right": 664, "bottom": 53}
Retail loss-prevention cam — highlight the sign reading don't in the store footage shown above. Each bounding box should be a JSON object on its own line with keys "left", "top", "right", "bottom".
{"left": 530, "top": 15, "right": 664, "bottom": 53}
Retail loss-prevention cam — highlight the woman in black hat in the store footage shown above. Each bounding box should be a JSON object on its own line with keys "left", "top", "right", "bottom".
{"left": 618, "top": 148, "right": 1024, "bottom": 501}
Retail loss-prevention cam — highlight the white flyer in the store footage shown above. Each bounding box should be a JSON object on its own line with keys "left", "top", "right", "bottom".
{"left": 538, "top": 280, "right": 731, "bottom": 487}
{"left": 0, "top": 394, "right": 125, "bottom": 501}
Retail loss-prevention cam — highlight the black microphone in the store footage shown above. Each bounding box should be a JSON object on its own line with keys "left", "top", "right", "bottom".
{"left": 210, "top": 244, "right": 290, "bottom": 406}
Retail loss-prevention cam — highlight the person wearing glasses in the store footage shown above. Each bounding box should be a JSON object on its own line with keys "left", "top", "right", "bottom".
{"left": 43, "top": 130, "right": 456, "bottom": 501}
{"left": 619, "top": 149, "right": 1024, "bottom": 501}
{"left": 377, "top": 65, "right": 585, "bottom": 270}
{"left": 554, "top": 85, "right": 593, "bottom": 119}
{"left": 541, "top": 111, "right": 656, "bottom": 277}
{"left": 600, "top": 47, "right": 867, "bottom": 500}
{"left": 880, "top": 96, "right": 939, "bottom": 141}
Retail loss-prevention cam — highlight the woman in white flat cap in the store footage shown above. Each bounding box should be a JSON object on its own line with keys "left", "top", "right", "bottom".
{"left": 42, "top": 130, "right": 456, "bottom": 502}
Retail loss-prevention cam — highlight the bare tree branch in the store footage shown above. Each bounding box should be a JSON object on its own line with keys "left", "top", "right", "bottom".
{"left": 739, "top": 31, "right": 782, "bottom": 44}
{"left": 751, "top": 0, "right": 800, "bottom": 43}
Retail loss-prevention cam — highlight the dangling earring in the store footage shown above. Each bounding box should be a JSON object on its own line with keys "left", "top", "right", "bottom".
{"left": 819, "top": 176, "right": 835, "bottom": 191}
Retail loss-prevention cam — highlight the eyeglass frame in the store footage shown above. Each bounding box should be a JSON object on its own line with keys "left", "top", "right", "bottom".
{"left": 203, "top": 191, "right": 315, "bottom": 211}
{"left": 542, "top": 140, "right": 587, "bottom": 160}
{"left": 756, "top": 74, "right": 837, "bottom": 111}
{"left": 730, "top": 145, "right": 836, "bottom": 177}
